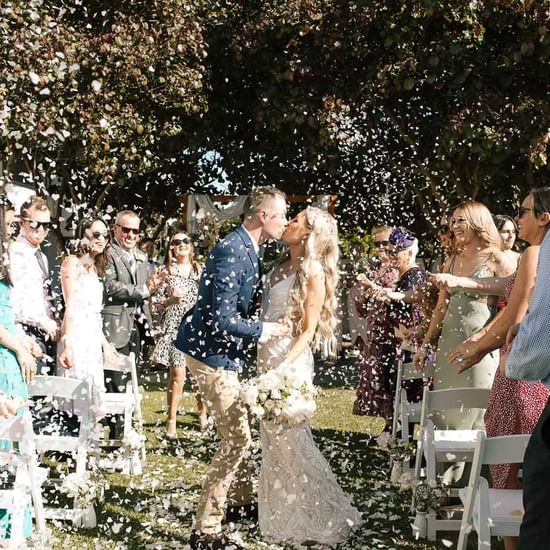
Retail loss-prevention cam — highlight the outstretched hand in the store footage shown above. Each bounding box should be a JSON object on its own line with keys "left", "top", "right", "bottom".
{"left": 448, "top": 341, "right": 483, "bottom": 373}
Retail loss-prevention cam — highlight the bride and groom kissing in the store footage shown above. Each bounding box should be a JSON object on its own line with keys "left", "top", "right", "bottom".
{"left": 175, "top": 187, "right": 361, "bottom": 550}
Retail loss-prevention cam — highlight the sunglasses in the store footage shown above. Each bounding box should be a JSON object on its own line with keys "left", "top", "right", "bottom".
{"left": 90, "top": 230, "right": 110, "bottom": 239}
{"left": 117, "top": 225, "right": 140, "bottom": 235}
{"left": 517, "top": 206, "right": 534, "bottom": 218}
{"left": 21, "top": 218, "right": 53, "bottom": 231}
{"left": 374, "top": 240, "right": 389, "bottom": 247}
{"left": 171, "top": 237, "right": 191, "bottom": 246}
{"left": 438, "top": 224, "right": 450, "bottom": 234}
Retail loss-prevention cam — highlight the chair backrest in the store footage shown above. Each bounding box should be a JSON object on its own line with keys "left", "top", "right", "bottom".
{"left": 0, "top": 410, "right": 35, "bottom": 453}
{"left": 27, "top": 375, "right": 92, "bottom": 442}
{"left": 27, "top": 375, "right": 91, "bottom": 402}
{"left": 418, "top": 386, "right": 490, "bottom": 429}
{"left": 103, "top": 353, "right": 142, "bottom": 422}
{"left": 458, "top": 432, "right": 531, "bottom": 549}
{"left": 103, "top": 353, "right": 135, "bottom": 374}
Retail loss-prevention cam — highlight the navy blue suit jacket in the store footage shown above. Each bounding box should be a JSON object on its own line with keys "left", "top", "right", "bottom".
{"left": 174, "top": 225, "right": 263, "bottom": 371}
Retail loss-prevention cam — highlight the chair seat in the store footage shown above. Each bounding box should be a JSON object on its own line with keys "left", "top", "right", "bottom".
{"left": 434, "top": 429, "right": 483, "bottom": 443}
{"left": 35, "top": 434, "right": 80, "bottom": 453}
{"left": 103, "top": 393, "right": 134, "bottom": 414}
{"left": 459, "top": 487, "right": 523, "bottom": 536}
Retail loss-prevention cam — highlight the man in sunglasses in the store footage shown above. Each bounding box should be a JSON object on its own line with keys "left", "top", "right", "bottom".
{"left": 9, "top": 195, "right": 58, "bottom": 375}
{"left": 102, "top": 209, "right": 165, "bottom": 439}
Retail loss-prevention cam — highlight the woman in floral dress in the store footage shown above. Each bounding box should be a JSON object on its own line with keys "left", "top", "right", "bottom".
{"left": 352, "top": 226, "right": 399, "bottom": 421}
{"left": 151, "top": 229, "right": 206, "bottom": 437}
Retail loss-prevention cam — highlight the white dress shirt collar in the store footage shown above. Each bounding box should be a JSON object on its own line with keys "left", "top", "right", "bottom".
{"left": 241, "top": 225, "right": 259, "bottom": 255}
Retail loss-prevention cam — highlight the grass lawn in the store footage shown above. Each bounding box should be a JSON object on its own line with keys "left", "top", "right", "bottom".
{"left": 39, "top": 356, "right": 498, "bottom": 549}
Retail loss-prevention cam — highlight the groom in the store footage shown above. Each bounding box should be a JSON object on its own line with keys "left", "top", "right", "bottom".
{"left": 175, "top": 186, "right": 290, "bottom": 550}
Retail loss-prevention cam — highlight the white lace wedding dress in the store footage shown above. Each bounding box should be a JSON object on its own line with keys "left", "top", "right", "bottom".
{"left": 257, "top": 272, "right": 362, "bottom": 547}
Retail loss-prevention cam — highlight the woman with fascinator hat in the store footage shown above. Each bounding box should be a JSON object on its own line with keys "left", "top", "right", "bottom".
{"left": 386, "top": 227, "right": 429, "bottom": 405}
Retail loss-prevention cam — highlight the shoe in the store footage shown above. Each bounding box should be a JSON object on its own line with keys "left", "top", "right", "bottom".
{"left": 224, "top": 502, "right": 258, "bottom": 523}
{"left": 198, "top": 414, "right": 208, "bottom": 433}
{"left": 188, "top": 530, "right": 244, "bottom": 550}
{"left": 164, "top": 433, "right": 179, "bottom": 443}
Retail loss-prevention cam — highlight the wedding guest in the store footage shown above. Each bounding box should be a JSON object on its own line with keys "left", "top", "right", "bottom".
{"left": 414, "top": 201, "right": 514, "bottom": 475}
{"left": 102, "top": 210, "right": 165, "bottom": 439}
{"left": 150, "top": 229, "right": 207, "bottom": 437}
{"left": 9, "top": 195, "right": 59, "bottom": 375}
{"left": 387, "top": 228, "right": 429, "bottom": 399}
{"left": 352, "top": 226, "right": 399, "bottom": 421}
{"left": 495, "top": 214, "right": 520, "bottom": 271}
{"left": 505, "top": 199, "right": 550, "bottom": 549}
{"left": 436, "top": 188, "right": 550, "bottom": 550}
{"left": 0, "top": 197, "right": 36, "bottom": 543}
{"left": 58, "top": 218, "right": 118, "bottom": 422}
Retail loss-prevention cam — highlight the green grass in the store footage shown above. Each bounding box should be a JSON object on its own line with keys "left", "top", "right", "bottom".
{"left": 35, "top": 361, "right": 497, "bottom": 549}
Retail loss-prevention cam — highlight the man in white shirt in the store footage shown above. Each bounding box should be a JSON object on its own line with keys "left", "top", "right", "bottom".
{"left": 10, "top": 195, "right": 59, "bottom": 375}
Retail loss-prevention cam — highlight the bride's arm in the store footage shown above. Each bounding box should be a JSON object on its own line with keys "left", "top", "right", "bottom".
{"left": 279, "top": 270, "right": 325, "bottom": 367}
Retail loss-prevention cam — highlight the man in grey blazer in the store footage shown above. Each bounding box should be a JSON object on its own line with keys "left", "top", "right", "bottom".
{"left": 102, "top": 209, "right": 164, "bottom": 438}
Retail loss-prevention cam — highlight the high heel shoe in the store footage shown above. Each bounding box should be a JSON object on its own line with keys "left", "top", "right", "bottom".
{"left": 198, "top": 414, "right": 208, "bottom": 433}
{"left": 165, "top": 419, "right": 178, "bottom": 440}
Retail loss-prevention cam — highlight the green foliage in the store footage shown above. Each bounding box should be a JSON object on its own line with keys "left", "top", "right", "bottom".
{"left": 1, "top": 0, "right": 549, "bottom": 238}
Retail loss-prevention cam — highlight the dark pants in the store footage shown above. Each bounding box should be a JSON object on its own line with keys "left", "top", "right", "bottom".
{"left": 519, "top": 396, "right": 550, "bottom": 549}
{"left": 104, "top": 323, "right": 141, "bottom": 439}
{"left": 20, "top": 324, "right": 61, "bottom": 434}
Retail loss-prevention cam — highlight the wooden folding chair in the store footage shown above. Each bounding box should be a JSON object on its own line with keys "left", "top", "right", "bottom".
{"left": 0, "top": 410, "right": 46, "bottom": 547}
{"left": 457, "top": 432, "right": 529, "bottom": 550}
{"left": 413, "top": 386, "right": 490, "bottom": 540}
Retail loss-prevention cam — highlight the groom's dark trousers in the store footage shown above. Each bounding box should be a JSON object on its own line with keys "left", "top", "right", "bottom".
{"left": 519, "top": 396, "right": 550, "bottom": 549}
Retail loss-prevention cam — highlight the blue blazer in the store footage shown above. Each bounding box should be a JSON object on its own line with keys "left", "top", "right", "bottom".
{"left": 174, "top": 225, "right": 263, "bottom": 371}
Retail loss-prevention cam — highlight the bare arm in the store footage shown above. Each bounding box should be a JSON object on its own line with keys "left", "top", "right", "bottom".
{"left": 59, "top": 256, "right": 80, "bottom": 369}
{"left": 449, "top": 246, "right": 538, "bottom": 372}
{"left": 0, "top": 324, "right": 36, "bottom": 382}
{"left": 280, "top": 270, "right": 325, "bottom": 367}
{"left": 430, "top": 273, "right": 512, "bottom": 296}
{"left": 412, "top": 286, "right": 450, "bottom": 371}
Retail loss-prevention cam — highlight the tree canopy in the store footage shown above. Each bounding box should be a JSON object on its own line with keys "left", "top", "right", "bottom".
{"left": 1, "top": 0, "right": 549, "bottom": 234}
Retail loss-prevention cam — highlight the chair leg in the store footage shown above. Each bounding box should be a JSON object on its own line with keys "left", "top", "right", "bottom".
{"left": 427, "top": 509, "right": 437, "bottom": 541}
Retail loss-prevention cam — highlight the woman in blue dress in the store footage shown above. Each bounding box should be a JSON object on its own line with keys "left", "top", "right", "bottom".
{"left": 0, "top": 196, "right": 37, "bottom": 542}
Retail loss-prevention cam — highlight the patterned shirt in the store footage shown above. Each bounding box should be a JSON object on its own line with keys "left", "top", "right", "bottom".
{"left": 506, "top": 230, "right": 550, "bottom": 389}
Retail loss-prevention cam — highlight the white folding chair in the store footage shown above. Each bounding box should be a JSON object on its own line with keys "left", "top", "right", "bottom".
{"left": 0, "top": 410, "right": 46, "bottom": 547}
{"left": 413, "top": 386, "right": 490, "bottom": 540}
{"left": 391, "top": 359, "right": 428, "bottom": 442}
{"left": 457, "top": 432, "right": 530, "bottom": 550}
{"left": 100, "top": 353, "right": 145, "bottom": 475}
{"left": 27, "top": 376, "right": 95, "bottom": 526}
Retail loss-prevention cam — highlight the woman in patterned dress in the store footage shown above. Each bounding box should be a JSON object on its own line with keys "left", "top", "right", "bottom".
{"left": 352, "top": 226, "right": 399, "bottom": 421}
{"left": 151, "top": 230, "right": 206, "bottom": 437}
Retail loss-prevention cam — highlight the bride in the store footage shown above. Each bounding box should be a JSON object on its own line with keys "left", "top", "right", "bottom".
{"left": 257, "top": 207, "right": 362, "bottom": 547}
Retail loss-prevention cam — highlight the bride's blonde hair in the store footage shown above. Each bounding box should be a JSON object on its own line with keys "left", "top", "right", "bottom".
{"left": 288, "top": 207, "right": 339, "bottom": 357}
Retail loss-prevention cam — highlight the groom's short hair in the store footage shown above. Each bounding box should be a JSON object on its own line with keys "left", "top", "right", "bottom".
{"left": 243, "top": 186, "right": 286, "bottom": 219}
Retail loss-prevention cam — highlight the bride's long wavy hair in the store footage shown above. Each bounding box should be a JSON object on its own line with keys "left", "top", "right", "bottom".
{"left": 288, "top": 207, "right": 339, "bottom": 358}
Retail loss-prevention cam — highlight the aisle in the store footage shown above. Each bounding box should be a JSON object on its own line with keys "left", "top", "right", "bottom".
{"left": 39, "top": 383, "right": 455, "bottom": 549}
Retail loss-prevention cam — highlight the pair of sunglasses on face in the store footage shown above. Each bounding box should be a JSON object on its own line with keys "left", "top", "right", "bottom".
{"left": 22, "top": 218, "right": 54, "bottom": 231}
{"left": 171, "top": 237, "right": 191, "bottom": 246}
{"left": 89, "top": 230, "right": 110, "bottom": 239}
{"left": 117, "top": 225, "right": 140, "bottom": 236}
{"left": 374, "top": 240, "right": 389, "bottom": 248}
